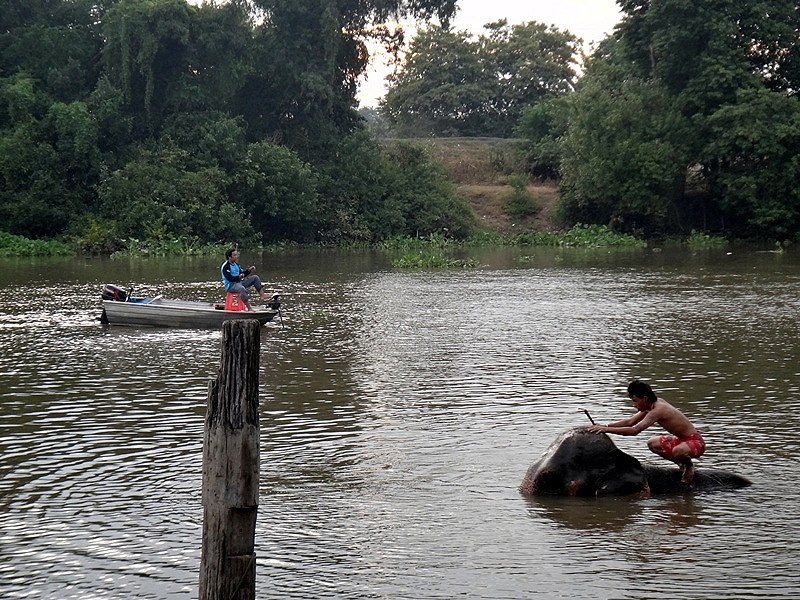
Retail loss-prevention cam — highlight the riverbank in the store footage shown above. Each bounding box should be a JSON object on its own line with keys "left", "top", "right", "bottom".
{"left": 2, "top": 136, "right": 732, "bottom": 259}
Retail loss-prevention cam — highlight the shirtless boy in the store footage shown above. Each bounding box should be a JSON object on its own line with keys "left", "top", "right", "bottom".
{"left": 588, "top": 380, "right": 705, "bottom": 484}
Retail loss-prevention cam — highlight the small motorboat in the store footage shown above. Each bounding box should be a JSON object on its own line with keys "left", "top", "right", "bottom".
{"left": 99, "top": 284, "right": 280, "bottom": 328}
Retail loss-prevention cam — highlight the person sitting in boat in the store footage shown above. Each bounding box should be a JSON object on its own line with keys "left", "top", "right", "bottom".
{"left": 220, "top": 248, "right": 269, "bottom": 311}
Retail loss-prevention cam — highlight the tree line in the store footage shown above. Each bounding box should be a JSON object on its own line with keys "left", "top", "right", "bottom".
{"left": 0, "top": 0, "right": 471, "bottom": 252}
{"left": 3, "top": 0, "right": 799, "bottom": 250}
{"left": 383, "top": 0, "right": 800, "bottom": 241}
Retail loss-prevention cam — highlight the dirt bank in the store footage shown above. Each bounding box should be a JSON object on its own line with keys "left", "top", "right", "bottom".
{"left": 456, "top": 183, "right": 559, "bottom": 234}
{"left": 413, "top": 137, "right": 560, "bottom": 234}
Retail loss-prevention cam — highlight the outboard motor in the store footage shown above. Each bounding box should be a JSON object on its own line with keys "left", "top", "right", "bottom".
{"left": 102, "top": 284, "right": 129, "bottom": 302}
{"left": 267, "top": 293, "right": 281, "bottom": 310}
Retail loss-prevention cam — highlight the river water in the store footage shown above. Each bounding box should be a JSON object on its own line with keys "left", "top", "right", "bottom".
{"left": 0, "top": 246, "right": 799, "bottom": 599}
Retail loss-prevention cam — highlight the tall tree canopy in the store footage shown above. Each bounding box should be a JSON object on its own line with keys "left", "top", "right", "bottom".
{"left": 532, "top": 0, "right": 800, "bottom": 240}
{"left": 237, "top": 0, "right": 458, "bottom": 156}
{"left": 0, "top": 0, "right": 476, "bottom": 247}
{"left": 381, "top": 20, "right": 580, "bottom": 137}
{"left": 0, "top": 0, "right": 112, "bottom": 102}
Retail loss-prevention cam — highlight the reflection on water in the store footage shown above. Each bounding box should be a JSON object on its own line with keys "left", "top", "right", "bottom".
{"left": 1, "top": 248, "right": 799, "bottom": 599}
{"left": 525, "top": 495, "right": 646, "bottom": 532}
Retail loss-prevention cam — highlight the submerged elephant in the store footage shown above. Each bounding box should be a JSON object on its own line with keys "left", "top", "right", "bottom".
{"left": 519, "top": 428, "right": 751, "bottom": 497}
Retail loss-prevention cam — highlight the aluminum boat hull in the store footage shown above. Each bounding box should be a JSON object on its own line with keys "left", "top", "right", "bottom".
{"left": 101, "top": 298, "right": 278, "bottom": 328}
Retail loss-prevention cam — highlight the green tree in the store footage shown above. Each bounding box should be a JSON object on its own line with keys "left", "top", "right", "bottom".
{"left": 381, "top": 26, "right": 487, "bottom": 137}
{"left": 514, "top": 95, "right": 570, "bottom": 179}
{"left": 481, "top": 20, "right": 579, "bottom": 136}
{"left": 179, "top": 2, "right": 253, "bottom": 113}
{"left": 231, "top": 141, "right": 321, "bottom": 242}
{"left": 101, "top": 0, "right": 193, "bottom": 135}
{"left": 0, "top": 0, "right": 483, "bottom": 246}
{"left": 0, "top": 72, "right": 48, "bottom": 126}
{"left": 617, "top": 0, "right": 800, "bottom": 100}
{"left": 0, "top": 124, "right": 72, "bottom": 237}
{"left": 0, "top": 75, "right": 102, "bottom": 237}
{"left": 701, "top": 87, "right": 800, "bottom": 240}
{"left": 0, "top": 0, "right": 112, "bottom": 102}
{"left": 161, "top": 111, "right": 247, "bottom": 170}
{"left": 43, "top": 100, "right": 102, "bottom": 193}
{"left": 382, "top": 21, "right": 579, "bottom": 137}
{"left": 238, "top": 0, "right": 459, "bottom": 158}
{"left": 540, "top": 0, "right": 800, "bottom": 239}
{"left": 98, "top": 145, "right": 254, "bottom": 243}
{"left": 85, "top": 75, "right": 134, "bottom": 159}
{"left": 557, "top": 52, "right": 691, "bottom": 235}
{"left": 618, "top": 0, "right": 800, "bottom": 238}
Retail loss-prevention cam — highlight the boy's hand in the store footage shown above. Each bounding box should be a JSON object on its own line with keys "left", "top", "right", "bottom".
{"left": 588, "top": 424, "right": 607, "bottom": 433}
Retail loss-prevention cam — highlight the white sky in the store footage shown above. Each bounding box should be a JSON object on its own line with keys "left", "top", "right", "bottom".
{"left": 358, "top": 0, "right": 623, "bottom": 107}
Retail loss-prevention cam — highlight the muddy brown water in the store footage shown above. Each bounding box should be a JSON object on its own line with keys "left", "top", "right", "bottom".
{"left": 1, "top": 247, "right": 799, "bottom": 599}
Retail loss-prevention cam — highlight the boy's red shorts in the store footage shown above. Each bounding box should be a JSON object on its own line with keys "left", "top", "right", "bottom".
{"left": 659, "top": 432, "right": 706, "bottom": 459}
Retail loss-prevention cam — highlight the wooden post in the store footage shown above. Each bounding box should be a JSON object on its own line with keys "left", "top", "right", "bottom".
{"left": 200, "top": 320, "right": 261, "bottom": 600}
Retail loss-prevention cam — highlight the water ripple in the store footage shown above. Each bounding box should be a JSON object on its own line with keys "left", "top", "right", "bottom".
{"left": 1, "top": 252, "right": 800, "bottom": 598}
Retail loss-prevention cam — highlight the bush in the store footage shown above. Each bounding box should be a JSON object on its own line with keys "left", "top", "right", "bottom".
{"left": 68, "top": 216, "right": 125, "bottom": 255}
{"left": 98, "top": 146, "right": 256, "bottom": 245}
{"left": 515, "top": 97, "right": 570, "bottom": 179}
{"left": 231, "top": 141, "right": 321, "bottom": 242}
{"left": 467, "top": 224, "right": 646, "bottom": 248}
{"left": 0, "top": 231, "right": 73, "bottom": 256}
{"left": 381, "top": 141, "right": 475, "bottom": 239}
{"left": 110, "top": 238, "right": 228, "bottom": 257}
{"left": 318, "top": 135, "right": 475, "bottom": 243}
{"left": 503, "top": 175, "right": 540, "bottom": 220}
{"left": 380, "top": 233, "right": 479, "bottom": 268}
{"left": 392, "top": 251, "right": 479, "bottom": 269}
{"left": 686, "top": 230, "right": 727, "bottom": 249}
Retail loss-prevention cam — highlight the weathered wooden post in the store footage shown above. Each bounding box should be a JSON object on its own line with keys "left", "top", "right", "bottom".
{"left": 200, "top": 320, "right": 261, "bottom": 600}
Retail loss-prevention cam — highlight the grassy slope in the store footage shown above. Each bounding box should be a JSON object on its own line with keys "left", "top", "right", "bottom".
{"left": 410, "top": 137, "right": 560, "bottom": 234}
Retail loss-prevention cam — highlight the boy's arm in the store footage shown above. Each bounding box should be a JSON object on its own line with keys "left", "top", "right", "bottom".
{"left": 608, "top": 411, "right": 646, "bottom": 428}
{"left": 589, "top": 411, "right": 657, "bottom": 436}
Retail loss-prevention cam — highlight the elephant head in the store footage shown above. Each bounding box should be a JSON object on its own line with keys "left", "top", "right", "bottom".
{"left": 520, "top": 428, "right": 650, "bottom": 497}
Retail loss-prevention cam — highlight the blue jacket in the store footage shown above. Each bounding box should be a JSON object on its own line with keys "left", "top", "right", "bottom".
{"left": 220, "top": 260, "right": 250, "bottom": 290}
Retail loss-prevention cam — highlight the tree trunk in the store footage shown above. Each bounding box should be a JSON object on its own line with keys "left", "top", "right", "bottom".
{"left": 199, "top": 320, "right": 261, "bottom": 600}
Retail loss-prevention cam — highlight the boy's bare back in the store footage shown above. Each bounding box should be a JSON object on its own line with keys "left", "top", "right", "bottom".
{"left": 649, "top": 398, "right": 697, "bottom": 439}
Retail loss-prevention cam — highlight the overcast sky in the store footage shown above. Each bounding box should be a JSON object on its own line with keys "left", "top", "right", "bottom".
{"left": 358, "top": 0, "right": 623, "bottom": 107}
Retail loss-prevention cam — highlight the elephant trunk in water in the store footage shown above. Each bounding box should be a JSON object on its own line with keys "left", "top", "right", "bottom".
{"left": 520, "top": 428, "right": 751, "bottom": 497}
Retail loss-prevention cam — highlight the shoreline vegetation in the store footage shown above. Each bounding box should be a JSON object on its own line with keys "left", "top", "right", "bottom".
{"left": 0, "top": 223, "right": 736, "bottom": 262}
{"left": 0, "top": 138, "right": 759, "bottom": 263}
{"left": 4, "top": 2, "right": 798, "bottom": 264}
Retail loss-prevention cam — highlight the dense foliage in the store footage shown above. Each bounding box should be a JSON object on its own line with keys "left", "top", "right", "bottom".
{"left": 5, "top": 0, "right": 799, "bottom": 249}
{"left": 381, "top": 21, "right": 580, "bottom": 137}
{"left": 519, "top": 0, "right": 800, "bottom": 241}
{"left": 0, "top": 0, "right": 473, "bottom": 251}
{"left": 0, "top": 231, "right": 73, "bottom": 256}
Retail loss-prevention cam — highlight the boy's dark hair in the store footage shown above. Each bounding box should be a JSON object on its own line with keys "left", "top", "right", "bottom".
{"left": 225, "top": 247, "right": 237, "bottom": 260}
{"left": 628, "top": 380, "right": 657, "bottom": 403}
